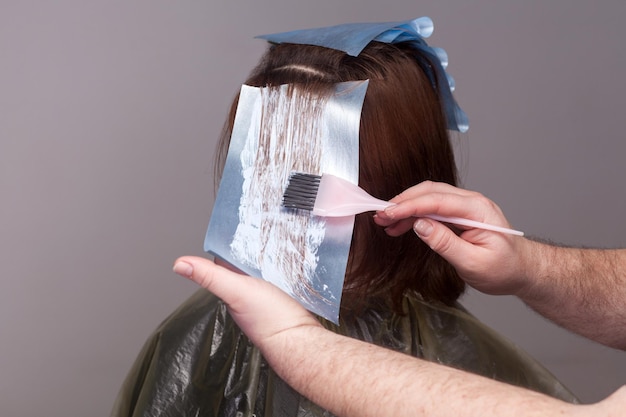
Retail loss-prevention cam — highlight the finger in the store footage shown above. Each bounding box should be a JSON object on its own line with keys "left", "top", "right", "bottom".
{"left": 383, "top": 191, "right": 503, "bottom": 226}
{"left": 380, "top": 217, "right": 417, "bottom": 236}
{"left": 391, "top": 180, "right": 475, "bottom": 203}
{"left": 412, "top": 218, "right": 490, "bottom": 271}
{"left": 376, "top": 181, "right": 494, "bottom": 226}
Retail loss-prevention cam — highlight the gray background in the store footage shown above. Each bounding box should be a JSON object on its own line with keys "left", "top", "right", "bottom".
{"left": 1, "top": 1, "right": 625, "bottom": 415}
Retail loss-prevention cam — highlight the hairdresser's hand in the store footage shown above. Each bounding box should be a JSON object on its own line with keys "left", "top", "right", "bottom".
{"left": 375, "top": 181, "right": 531, "bottom": 296}
{"left": 172, "top": 256, "right": 322, "bottom": 348}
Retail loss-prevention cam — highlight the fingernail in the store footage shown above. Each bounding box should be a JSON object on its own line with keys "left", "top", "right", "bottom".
{"left": 413, "top": 219, "right": 433, "bottom": 237}
{"left": 383, "top": 206, "right": 395, "bottom": 219}
{"left": 173, "top": 261, "right": 194, "bottom": 278}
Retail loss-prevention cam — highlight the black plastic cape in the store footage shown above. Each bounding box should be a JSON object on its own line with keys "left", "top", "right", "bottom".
{"left": 110, "top": 289, "right": 577, "bottom": 416}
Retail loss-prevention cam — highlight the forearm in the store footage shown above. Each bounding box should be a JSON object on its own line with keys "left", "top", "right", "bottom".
{"left": 265, "top": 325, "right": 585, "bottom": 417}
{"left": 518, "top": 241, "right": 626, "bottom": 349}
{"left": 174, "top": 256, "right": 626, "bottom": 416}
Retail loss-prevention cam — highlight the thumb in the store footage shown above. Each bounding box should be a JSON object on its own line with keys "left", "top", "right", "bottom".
{"left": 413, "top": 218, "right": 525, "bottom": 295}
{"left": 173, "top": 256, "right": 305, "bottom": 318}
{"left": 173, "top": 256, "right": 258, "bottom": 309}
{"left": 172, "top": 256, "right": 320, "bottom": 343}
{"left": 413, "top": 218, "right": 476, "bottom": 266}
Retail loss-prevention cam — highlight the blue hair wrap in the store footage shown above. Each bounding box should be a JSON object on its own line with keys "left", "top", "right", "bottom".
{"left": 257, "top": 17, "right": 468, "bottom": 132}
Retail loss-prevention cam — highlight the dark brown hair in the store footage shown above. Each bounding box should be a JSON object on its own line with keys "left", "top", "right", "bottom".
{"left": 215, "top": 42, "right": 464, "bottom": 312}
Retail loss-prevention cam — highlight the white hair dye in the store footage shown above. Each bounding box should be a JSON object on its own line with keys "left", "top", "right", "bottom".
{"left": 204, "top": 81, "right": 368, "bottom": 323}
{"left": 230, "top": 86, "right": 326, "bottom": 299}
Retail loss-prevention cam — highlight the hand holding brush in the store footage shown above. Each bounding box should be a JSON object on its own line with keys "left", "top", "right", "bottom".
{"left": 282, "top": 172, "right": 524, "bottom": 236}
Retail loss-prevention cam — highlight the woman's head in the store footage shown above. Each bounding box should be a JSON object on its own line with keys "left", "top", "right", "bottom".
{"left": 216, "top": 41, "right": 464, "bottom": 310}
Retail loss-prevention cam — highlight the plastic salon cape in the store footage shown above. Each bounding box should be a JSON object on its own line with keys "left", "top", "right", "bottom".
{"left": 110, "top": 289, "right": 577, "bottom": 417}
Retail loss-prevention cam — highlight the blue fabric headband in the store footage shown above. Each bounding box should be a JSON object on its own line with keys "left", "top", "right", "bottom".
{"left": 257, "top": 17, "right": 469, "bottom": 132}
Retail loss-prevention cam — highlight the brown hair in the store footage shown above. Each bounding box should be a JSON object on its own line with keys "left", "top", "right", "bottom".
{"left": 215, "top": 42, "right": 464, "bottom": 312}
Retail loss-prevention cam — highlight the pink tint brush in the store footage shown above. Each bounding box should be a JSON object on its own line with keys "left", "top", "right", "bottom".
{"left": 282, "top": 172, "right": 524, "bottom": 236}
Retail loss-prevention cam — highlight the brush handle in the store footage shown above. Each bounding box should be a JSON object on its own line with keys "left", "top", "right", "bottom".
{"left": 424, "top": 214, "right": 525, "bottom": 237}
{"left": 312, "top": 174, "right": 524, "bottom": 236}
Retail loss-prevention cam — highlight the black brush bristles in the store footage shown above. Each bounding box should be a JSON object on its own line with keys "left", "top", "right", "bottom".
{"left": 282, "top": 172, "right": 321, "bottom": 211}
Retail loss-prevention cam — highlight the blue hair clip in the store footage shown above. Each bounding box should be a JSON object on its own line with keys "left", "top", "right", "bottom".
{"left": 257, "top": 17, "right": 468, "bottom": 132}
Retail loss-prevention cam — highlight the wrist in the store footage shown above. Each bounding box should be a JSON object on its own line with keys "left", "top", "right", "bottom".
{"left": 512, "top": 238, "right": 550, "bottom": 300}
{"left": 259, "top": 322, "right": 326, "bottom": 365}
